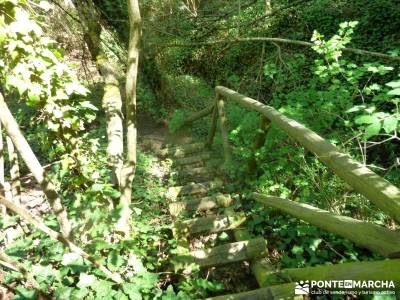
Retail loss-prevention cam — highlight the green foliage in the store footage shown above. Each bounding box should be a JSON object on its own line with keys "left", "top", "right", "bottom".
{"left": 164, "top": 74, "right": 213, "bottom": 110}
{"left": 2, "top": 0, "right": 400, "bottom": 298}
{"left": 168, "top": 110, "right": 187, "bottom": 133}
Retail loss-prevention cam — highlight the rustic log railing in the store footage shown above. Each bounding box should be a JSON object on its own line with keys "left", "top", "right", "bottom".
{"left": 179, "top": 85, "right": 400, "bottom": 288}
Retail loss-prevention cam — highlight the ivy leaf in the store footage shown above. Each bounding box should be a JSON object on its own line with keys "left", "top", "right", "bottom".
{"left": 92, "top": 280, "right": 115, "bottom": 298}
{"left": 364, "top": 122, "right": 381, "bottom": 139}
{"left": 32, "top": 265, "right": 55, "bottom": 284}
{"left": 122, "top": 283, "right": 142, "bottom": 300}
{"left": 107, "top": 250, "right": 125, "bottom": 271}
{"left": 383, "top": 116, "right": 398, "bottom": 134}
{"left": 77, "top": 273, "right": 97, "bottom": 289}
{"left": 54, "top": 287, "right": 74, "bottom": 300}
{"left": 13, "top": 288, "right": 38, "bottom": 300}
{"left": 291, "top": 245, "right": 304, "bottom": 255}
{"left": 61, "top": 252, "right": 82, "bottom": 266}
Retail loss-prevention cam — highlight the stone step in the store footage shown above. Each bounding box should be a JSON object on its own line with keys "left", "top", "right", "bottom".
{"left": 174, "top": 214, "right": 246, "bottom": 236}
{"left": 169, "top": 193, "right": 232, "bottom": 217}
{"left": 163, "top": 142, "right": 205, "bottom": 158}
{"left": 173, "top": 166, "right": 216, "bottom": 183}
{"left": 165, "top": 179, "right": 223, "bottom": 201}
{"left": 174, "top": 238, "right": 267, "bottom": 268}
{"left": 173, "top": 152, "right": 212, "bottom": 166}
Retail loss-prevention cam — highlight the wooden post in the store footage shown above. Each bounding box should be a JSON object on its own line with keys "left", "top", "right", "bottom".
{"left": 216, "top": 86, "right": 400, "bottom": 222}
{"left": 253, "top": 193, "right": 400, "bottom": 258}
{"left": 0, "top": 122, "right": 5, "bottom": 216}
{"left": 247, "top": 116, "right": 271, "bottom": 173}
{"left": 0, "top": 93, "right": 72, "bottom": 238}
{"left": 6, "top": 136, "right": 21, "bottom": 204}
{"left": 206, "top": 103, "right": 218, "bottom": 149}
{"left": 217, "top": 96, "right": 232, "bottom": 165}
{"left": 180, "top": 104, "right": 214, "bottom": 129}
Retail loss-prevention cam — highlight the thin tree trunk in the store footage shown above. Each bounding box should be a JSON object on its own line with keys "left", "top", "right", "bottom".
{"left": 72, "top": 0, "right": 124, "bottom": 186}
{"left": 116, "top": 0, "right": 141, "bottom": 234}
{"left": 0, "top": 194, "right": 123, "bottom": 284}
{"left": 0, "top": 122, "right": 5, "bottom": 216}
{"left": 0, "top": 93, "right": 72, "bottom": 238}
{"left": 6, "top": 136, "right": 21, "bottom": 204}
{"left": 98, "top": 56, "right": 124, "bottom": 186}
{"left": 265, "top": 0, "right": 271, "bottom": 14}
{"left": 0, "top": 251, "right": 40, "bottom": 289}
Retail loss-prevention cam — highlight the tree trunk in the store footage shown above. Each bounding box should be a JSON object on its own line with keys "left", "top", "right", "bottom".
{"left": 6, "top": 136, "right": 21, "bottom": 204}
{"left": 0, "top": 194, "right": 122, "bottom": 284}
{"left": 0, "top": 122, "right": 5, "bottom": 216}
{"left": 116, "top": 0, "right": 142, "bottom": 234}
{"left": 97, "top": 56, "right": 124, "bottom": 186}
{"left": 0, "top": 93, "right": 72, "bottom": 238}
{"left": 72, "top": 0, "right": 124, "bottom": 186}
{"left": 265, "top": 0, "right": 271, "bottom": 14}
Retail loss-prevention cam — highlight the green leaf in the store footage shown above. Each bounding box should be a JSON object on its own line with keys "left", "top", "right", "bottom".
{"left": 14, "top": 288, "right": 38, "bottom": 300}
{"left": 364, "top": 122, "right": 382, "bottom": 139}
{"left": 80, "top": 101, "right": 98, "bottom": 111}
{"left": 107, "top": 250, "right": 125, "bottom": 271}
{"left": 90, "top": 238, "right": 112, "bottom": 251}
{"left": 32, "top": 265, "right": 55, "bottom": 284}
{"left": 122, "top": 283, "right": 142, "bottom": 300}
{"left": 346, "top": 105, "right": 365, "bottom": 113}
{"left": 309, "top": 238, "right": 322, "bottom": 251}
{"left": 388, "top": 88, "right": 400, "bottom": 96}
{"left": 386, "top": 80, "right": 400, "bottom": 88}
{"left": 354, "top": 115, "right": 378, "bottom": 125}
{"left": 92, "top": 280, "right": 115, "bottom": 298}
{"left": 383, "top": 116, "right": 398, "bottom": 134}
{"left": 77, "top": 273, "right": 97, "bottom": 289}
{"left": 27, "top": 91, "right": 40, "bottom": 103}
{"left": 65, "top": 82, "right": 89, "bottom": 96}
{"left": 291, "top": 245, "right": 304, "bottom": 255}
{"left": 54, "top": 287, "right": 74, "bottom": 300}
{"left": 131, "top": 272, "right": 158, "bottom": 290}
{"left": 62, "top": 252, "right": 83, "bottom": 266}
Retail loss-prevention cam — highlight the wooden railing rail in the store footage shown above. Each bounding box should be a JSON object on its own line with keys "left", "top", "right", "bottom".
{"left": 177, "top": 84, "right": 400, "bottom": 291}
{"left": 181, "top": 85, "right": 400, "bottom": 223}
{"left": 178, "top": 85, "right": 400, "bottom": 293}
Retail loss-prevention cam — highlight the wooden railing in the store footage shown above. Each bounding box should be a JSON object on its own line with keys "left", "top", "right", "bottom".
{"left": 180, "top": 85, "right": 400, "bottom": 284}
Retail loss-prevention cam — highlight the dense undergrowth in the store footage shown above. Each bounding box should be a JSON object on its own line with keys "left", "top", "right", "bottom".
{"left": 1, "top": 0, "right": 400, "bottom": 299}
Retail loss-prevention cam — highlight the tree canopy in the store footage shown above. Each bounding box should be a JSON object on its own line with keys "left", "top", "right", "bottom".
{"left": 0, "top": 0, "right": 399, "bottom": 299}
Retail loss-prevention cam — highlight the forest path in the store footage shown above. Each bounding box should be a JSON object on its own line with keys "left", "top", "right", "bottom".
{"left": 147, "top": 134, "right": 296, "bottom": 299}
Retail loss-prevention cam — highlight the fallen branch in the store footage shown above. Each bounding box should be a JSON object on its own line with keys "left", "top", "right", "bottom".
{"left": 0, "top": 251, "right": 40, "bottom": 289}
{"left": 0, "top": 195, "right": 123, "bottom": 284}
{"left": 158, "top": 37, "right": 400, "bottom": 62}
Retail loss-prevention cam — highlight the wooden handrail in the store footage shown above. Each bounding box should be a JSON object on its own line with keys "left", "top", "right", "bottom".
{"left": 179, "top": 85, "right": 400, "bottom": 222}
{"left": 253, "top": 193, "right": 400, "bottom": 258}
{"left": 213, "top": 86, "right": 400, "bottom": 222}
